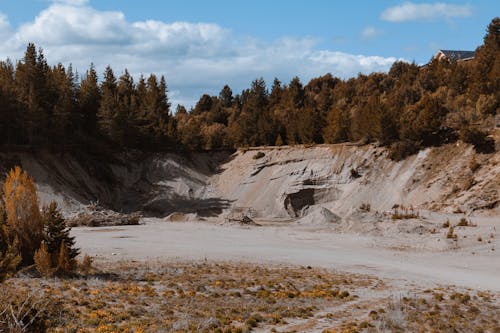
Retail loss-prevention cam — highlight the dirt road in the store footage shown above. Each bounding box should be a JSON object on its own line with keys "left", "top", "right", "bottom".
{"left": 73, "top": 218, "right": 500, "bottom": 291}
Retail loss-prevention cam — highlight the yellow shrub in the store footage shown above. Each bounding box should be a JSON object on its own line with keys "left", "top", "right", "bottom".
{"left": 3, "top": 166, "right": 43, "bottom": 265}
{"left": 34, "top": 241, "right": 55, "bottom": 278}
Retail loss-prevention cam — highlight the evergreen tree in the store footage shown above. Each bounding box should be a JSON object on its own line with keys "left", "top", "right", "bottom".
{"left": 49, "top": 63, "right": 75, "bottom": 142}
{"left": 472, "top": 17, "right": 500, "bottom": 98}
{"left": 78, "top": 64, "right": 100, "bottom": 137}
{"left": 97, "top": 66, "right": 119, "bottom": 142}
{"left": 219, "top": 85, "right": 233, "bottom": 108}
{"left": 14, "top": 44, "right": 51, "bottom": 144}
{"left": 0, "top": 60, "right": 20, "bottom": 144}
{"left": 42, "top": 201, "right": 79, "bottom": 263}
{"left": 116, "top": 69, "right": 137, "bottom": 146}
{"left": 139, "top": 74, "right": 172, "bottom": 147}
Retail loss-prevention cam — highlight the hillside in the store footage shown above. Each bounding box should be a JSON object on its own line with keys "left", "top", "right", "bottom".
{"left": 1, "top": 133, "right": 498, "bottom": 221}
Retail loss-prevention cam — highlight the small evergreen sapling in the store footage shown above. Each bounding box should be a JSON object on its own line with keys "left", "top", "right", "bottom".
{"left": 40, "top": 201, "right": 79, "bottom": 275}
{"left": 42, "top": 201, "right": 79, "bottom": 266}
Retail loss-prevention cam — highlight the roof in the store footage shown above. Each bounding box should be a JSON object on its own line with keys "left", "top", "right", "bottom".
{"left": 435, "top": 50, "right": 475, "bottom": 61}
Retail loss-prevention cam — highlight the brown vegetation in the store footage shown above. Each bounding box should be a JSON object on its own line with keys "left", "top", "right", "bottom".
{"left": 0, "top": 166, "right": 79, "bottom": 279}
{"left": 1, "top": 260, "right": 498, "bottom": 332}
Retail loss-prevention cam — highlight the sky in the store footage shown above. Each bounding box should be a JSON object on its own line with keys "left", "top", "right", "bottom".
{"left": 0, "top": 0, "right": 498, "bottom": 108}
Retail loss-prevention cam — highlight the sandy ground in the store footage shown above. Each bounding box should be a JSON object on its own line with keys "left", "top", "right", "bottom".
{"left": 73, "top": 214, "right": 500, "bottom": 293}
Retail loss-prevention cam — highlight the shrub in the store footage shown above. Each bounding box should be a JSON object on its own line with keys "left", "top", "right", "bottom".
{"left": 468, "top": 157, "right": 480, "bottom": 172}
{"left": 2, "top": 166, "right": 44, "bottom": 265}
{"left": 1, "top": 203, "right": 21, "bottom": 282}
{"left": 56, "top": 241, "right": 74, "bottom": 276}
{"left": 0, "top": 287, "right": 62, "bottom": 332}
{"left": 275, "top": 134, "right": 284, "bottom": 146}
{"left": 79, "top": 254, "right": 94, "bottom": 275}
{"left": 253, "top": 151, "right": 265, "bottom": 159}
{"left": 34, "top": 241, "right": 55, "bottom": 278}
{"left": 359, "top": 203, "right": 371, "bottom": 212}
{"left": 459, "top": 128, "right": 495, "bottom": 153}
{"left": 0, "top": 226, "right": 21, "bottom": 283}
{"left": 388, "top": 140, "right": 420, "bottom": 161}
{"left": 446, "top": 226, "right": 457, "bottom": 239}
{"left": 457, "top": 218, "right": 469, "bottom": 227}
{"left": 350, "top": 168, "right": 361, "bottom": 178}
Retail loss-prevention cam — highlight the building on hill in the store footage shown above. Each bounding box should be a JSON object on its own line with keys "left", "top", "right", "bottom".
{"left": 434, "top": 49, "right": 475, "bottom": 62}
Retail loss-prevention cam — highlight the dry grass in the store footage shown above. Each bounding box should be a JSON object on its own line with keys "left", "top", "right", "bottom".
{"left": 366, "top": 290, "right": 500, "bottom": 333}
{"left": 1, "top": 261, "right": 375, "bottom": 332}
{"left": 2, "top": 261, "right": 498, "bottom": 333}
{"left": 390, "top": 205, "right": 419, "bottom": 220}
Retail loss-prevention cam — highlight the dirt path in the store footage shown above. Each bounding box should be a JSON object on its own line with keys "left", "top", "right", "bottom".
{"left": 72, "top": 218, "right": 500, "bottom": 292}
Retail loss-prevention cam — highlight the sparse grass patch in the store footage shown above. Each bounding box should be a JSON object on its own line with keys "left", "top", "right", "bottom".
{"left": 368, "top": 290, "right": 499, "bottom": 332}
{"left": 359, "top": 202, "right": 371, "bottom": 212}
{"left": 390, "top": 205, "right": 419, "bottom": 220}
{"left": 446, "top": 226, "right": 457, "bottom": 239}
{"left": 456, "top": 217, "right": 476, "bottom": 227}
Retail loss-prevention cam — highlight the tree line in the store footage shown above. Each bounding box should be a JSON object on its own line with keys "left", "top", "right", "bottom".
{"left": 0, "top": 18, "right": 498, "bottom": 158}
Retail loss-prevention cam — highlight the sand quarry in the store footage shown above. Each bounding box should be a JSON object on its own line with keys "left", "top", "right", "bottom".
{"left": 2, "top": 140, "right": 499, "bottom": 305}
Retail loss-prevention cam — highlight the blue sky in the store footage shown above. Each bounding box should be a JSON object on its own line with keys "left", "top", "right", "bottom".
{"left": 0, "top": 0, "right": 498, "bottom": 107}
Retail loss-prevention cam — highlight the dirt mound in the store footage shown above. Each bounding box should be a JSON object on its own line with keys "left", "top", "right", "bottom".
{"left": 223, "top": 208, "right": 260, "bottom": 226}
{"left": 164, "top": 212, "right": 204, "bottom": 222}
{"left": 296, "top": 207, "right": 341, "bottom": 226}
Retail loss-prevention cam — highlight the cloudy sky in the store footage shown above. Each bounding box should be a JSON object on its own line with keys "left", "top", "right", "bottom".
{"left": 0, "top": 0, "right": 497, "bottom": 108}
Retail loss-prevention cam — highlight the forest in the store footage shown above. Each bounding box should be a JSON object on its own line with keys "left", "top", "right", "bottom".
{"left": 0, "top": 18, "right": 498, "bottom": 159}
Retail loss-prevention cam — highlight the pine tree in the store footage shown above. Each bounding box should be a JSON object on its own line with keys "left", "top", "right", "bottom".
{"left": 323, "top": 106, "right": 351, "bottom": 143}
{"left": 78, "top": 63, "right": 100, "bottom": 137}
{"left": 0, "top": 60, "right": 21, "bottom": 144}
{"left": 14, "top": 44, "right": 51, "bottom": 144}
{"left": 219, "top": 85, "right": 233, "bottom": 108}
{"left": 472, "top": 17, "right": 500, "bottom": 97}
{"left": 97, "top": 66, "right": 118, "bottom": 142}
{"left": 42, "top": 201, "right": 79, "bottom": 263}
{"left": 116, "top": 69, "right": 137, "bottom": 146}
{"left": 49, "top": 63, "right": 75, "bottom": 143}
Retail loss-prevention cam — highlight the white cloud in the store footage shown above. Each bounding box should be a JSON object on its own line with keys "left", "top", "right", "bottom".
{"left": 51, "top": 0, "right": 89, "bottom": 5}
{"left": 0, "top": 2, "right": 401, "bottom": 108}
{"left": 310, "top": 51, "right": 398, "bottom": 76}
{"left": 381, "top": 2, "right": 472, "bottom": 22}
{"left": 361, "top": 26, "right": 382, "bottom": 39}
